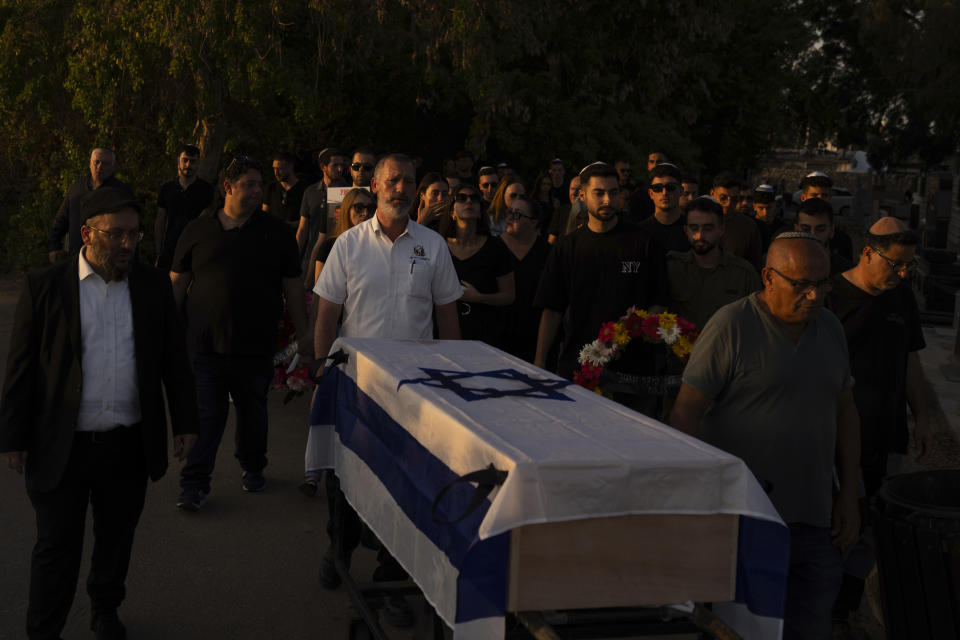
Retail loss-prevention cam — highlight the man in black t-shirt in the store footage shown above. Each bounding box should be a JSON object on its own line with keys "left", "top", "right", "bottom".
{"left": 638, "top": 162, "right": 690, "bottom": 253}
{"left": 534, "top": 162, "right": 667, "bottom": 379}
{"left": 827, "top": 217, "right": 932, "bottom": 625}
{"left": 155, "top": 144, "right": 214, "bottom": 272}
{"left": 794, "top": 198, "right": 852, "bottom": 276}
{"left": 263, "top": 151, "right": 306, "bottom": 231}
{"left": 170, "top": 156, "right": 308, "bottom": 510}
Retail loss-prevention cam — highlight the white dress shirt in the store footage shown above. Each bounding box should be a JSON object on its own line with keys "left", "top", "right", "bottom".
{"left": 76, "top": 248, "right": 142, "bottom": 431}
{"left": 314, "top": 216, "right": 462, "bottom": 340}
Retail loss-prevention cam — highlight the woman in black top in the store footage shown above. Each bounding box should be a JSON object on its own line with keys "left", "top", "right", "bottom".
{"left": 499, "top": 195, "right": 550, "bottom": 362}
{"left": 439, "top": 184, "right": 515, "bottom": 346}
{"left": 313, "top": 187, "right": 375, "bottom": 284}
{"left": 409, "top": 172, "right": 449, "bottom": 230}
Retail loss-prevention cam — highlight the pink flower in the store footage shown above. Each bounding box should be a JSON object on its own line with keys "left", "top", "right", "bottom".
{"left": 597, "top": 322, "right": 618, "bottom": 343}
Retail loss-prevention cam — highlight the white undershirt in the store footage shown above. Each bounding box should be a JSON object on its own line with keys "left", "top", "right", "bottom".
{"left": 76, "top": 248, "right": 142, "bottom": 431}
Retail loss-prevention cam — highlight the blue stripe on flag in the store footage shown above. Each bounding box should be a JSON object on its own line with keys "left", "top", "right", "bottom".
{"left": 735, "top": 516, "right": 789, "bottom": 619}
{"left": 315, "top": 367, "right": 508, "bottom": 622}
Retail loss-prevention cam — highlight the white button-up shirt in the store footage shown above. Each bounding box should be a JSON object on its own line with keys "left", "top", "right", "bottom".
{"left": 76, "top": 248, "right": 142, "bottom": 431}
{"left": 314, "top": 216, "right": 462, "bottom": 340}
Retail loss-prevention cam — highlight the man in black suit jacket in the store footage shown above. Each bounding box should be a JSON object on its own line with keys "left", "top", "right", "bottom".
{"left": 0, "top": 186, "right": 198, "bottom": 640}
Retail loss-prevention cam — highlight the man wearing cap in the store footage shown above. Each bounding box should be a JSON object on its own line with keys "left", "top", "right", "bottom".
{"left": 752, "top": 183, "right": 784, "bottom": 252}
{"left": 1, "top": 186, "right": 199, "bottom": 640}
{"left": 671, "top": 232, "right": 860, "bottom": 639}
{"left": 171, "top": 156, "right": 308, "bottom": 509}
{"left": 48, "top": 148, "right": 130, "bottom": 264}
{"left": 827, "top": 217, "right": 933, "bottom": 627}
{"left": 638, "top": 163, "right": 690, "bottom": 253}
{"left": 710, "top": 171, "right": 763, "bottom": 271}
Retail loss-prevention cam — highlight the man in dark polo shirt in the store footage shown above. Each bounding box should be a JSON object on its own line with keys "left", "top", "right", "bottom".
{"left": 170, "top": 156, "right": 309, "bottom": 510}
{"left": 534, "top": 162, "right": 667, "bottom": 379}
{"left": 155, "top": 144, "right": 215, "bottom": 272}
{"left": 48, "top": 147, "right": 129, "bottom": 263}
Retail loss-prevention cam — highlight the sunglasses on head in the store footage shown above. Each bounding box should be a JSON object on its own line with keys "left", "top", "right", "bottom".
{"left": 455, "top": 192, "right": 482, "bottom": 203}
{"left": 351, "top": 162, "right": 374, "bottom": 171}
{"left": 650, "top": 183, "right": 680, "bottom": 193}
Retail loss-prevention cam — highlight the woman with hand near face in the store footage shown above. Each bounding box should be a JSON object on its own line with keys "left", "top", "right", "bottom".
{"left": 410, "top": 172, "right": 450, "bottom": 230}
{"left": 499, "top": 195, "right": 550, "bottom": 362}
{"left": 440, "top": 183, "right": 515, "bottom": 346}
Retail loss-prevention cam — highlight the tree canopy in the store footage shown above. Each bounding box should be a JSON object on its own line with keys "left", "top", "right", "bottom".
{"left": 0, "top": 0, "right": 956, "bottom": 269}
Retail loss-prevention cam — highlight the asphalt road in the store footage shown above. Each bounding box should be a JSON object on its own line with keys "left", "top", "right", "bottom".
{"left": 0, "top": 273, "right": 395, "bottom": 640}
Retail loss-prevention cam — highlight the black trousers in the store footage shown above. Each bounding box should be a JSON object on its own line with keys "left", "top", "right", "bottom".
{"left": 26, "top": 427, "right": 147, "bottom": 640}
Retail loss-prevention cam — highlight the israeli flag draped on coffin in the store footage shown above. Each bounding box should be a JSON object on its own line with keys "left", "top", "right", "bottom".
{"left": 309, "top": 338, "right": 790, "bottom": 639}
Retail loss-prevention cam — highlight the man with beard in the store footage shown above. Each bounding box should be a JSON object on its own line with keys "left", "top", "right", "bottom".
{"left": 264, "top": 151, "right": 306, "bottom": 233}
{"left": 667, "top": 196, "right": 760, "bottom": 329}
{"left": 155, "top": 144, "right": 214, "bottom": 272}
{"left": 348, "top": 147, "right": 377, "bottom": 189}
{"left": 638, "top": 162, "right": 690, "bottom": 253}
{"left": 1, "top": 186, "right": 198, "bottom": 640}
{"left": 300, "top": 148, "right": 351, "bottom": 286}
{"left": 534, "top": 162, "right": 667, "bottom": 378}
{"left": 171, "top": 156, "right": 308, "bottom": 509}
{"left": 312, "top": 153, "right": 461, "bottom": 627}
{"left": 547, "top": 174, "right": 583, "bottom": 242}
{"left": 711, "top": 171, "right": 763, "bottom": 272}
{"left": 671, "top": 233, "right": 860, "bottom": 640}
{"left": 679, "top": 172, "right": 698, "bottom": 209}
{"left": 48, "top": 148, "right": 129, "bottom": 263}
{"left": 752, "top": 183, "right": 784, "bottom": 252}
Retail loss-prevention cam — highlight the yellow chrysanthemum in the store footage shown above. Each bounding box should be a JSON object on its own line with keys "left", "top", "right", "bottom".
{"left": 672, "top": 335, "right": 693, "bottom": 358}
{"left": 634, "top": 309, "right": 648, "bottom": 319}
{"left": 612, "top": 322, "right": 630, "bottom": 345}
{"left": 658, "top": 312, "right": 677, "bottom": 329}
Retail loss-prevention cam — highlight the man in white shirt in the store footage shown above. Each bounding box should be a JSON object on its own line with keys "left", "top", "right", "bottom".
{"left": 312, "top": 153, "right": 461, "bottom": 626}
{"left": 1, "top": 186, "right": 198, "bottom": 640}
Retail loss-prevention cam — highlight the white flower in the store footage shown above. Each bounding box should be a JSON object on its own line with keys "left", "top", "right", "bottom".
{"left": 657, "top": 326, "right": 681, "bottom": 345}
{"left": 578, "top": 340, "right": 613, "bottom": 366}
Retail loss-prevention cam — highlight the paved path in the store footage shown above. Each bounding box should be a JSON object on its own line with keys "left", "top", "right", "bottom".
{"left": 0, "top": 274, "right": 399, "bottom": 640}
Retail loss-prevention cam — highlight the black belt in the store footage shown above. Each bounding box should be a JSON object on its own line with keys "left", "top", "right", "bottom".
{"left": 75, "top": 423, "right": 141, "bottom": 444}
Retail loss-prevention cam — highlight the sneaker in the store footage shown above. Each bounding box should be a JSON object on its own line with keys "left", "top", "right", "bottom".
{"left": 298, "top": 476, "right": 319, "bottom": 497}
{"left": 381, "top": 594, "right": 414, "bottom": 628}
{"left": 241, "top": 470, "right": 266, "bottom": 492}
{"left": 177, "top": 487, "right": 207, "bottom": 511}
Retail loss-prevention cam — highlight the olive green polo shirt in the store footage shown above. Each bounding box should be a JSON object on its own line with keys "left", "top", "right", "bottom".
{"left": 666, "top": 249, "right": 761, "bottom": 329}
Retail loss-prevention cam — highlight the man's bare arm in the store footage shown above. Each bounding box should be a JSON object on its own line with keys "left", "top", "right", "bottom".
{"left": 281, "top": 276, "right": 310, "bottom": 354}
{"left": 314, "top": 296, "right": 343, "bottom": 362}
{"left": 832, "top": 389, "right": 861, "bottom": 549}
{"left": 534, "top": 309, "right": 561, "bottom": 369}
{"left": 169, "top": 271, "right": 191, "bottom": 309}
{"left": 435, "top": 301, "right": 461, "bottom": 340}
{"left": 669, "top": 382, "right": 712, "bottom": 438}
{"left": 295, "top": 216, "right": 310, "bottom": 258}
{"left": 905, "top": 352, "right": 933, "bottom": 461}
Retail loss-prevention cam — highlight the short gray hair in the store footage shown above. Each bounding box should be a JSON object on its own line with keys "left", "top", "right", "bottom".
{"left": 373, "top": 153, "right": 414, "bottom": 182}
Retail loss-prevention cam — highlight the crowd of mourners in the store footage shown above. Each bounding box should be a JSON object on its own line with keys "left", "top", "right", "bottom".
{"left": 0, "top": 142, "right": 935, "bottom": 640}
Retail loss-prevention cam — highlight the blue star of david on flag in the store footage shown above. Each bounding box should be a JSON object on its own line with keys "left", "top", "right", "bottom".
{"left": 397, "top": 368, "right": 574, "bottom": 402}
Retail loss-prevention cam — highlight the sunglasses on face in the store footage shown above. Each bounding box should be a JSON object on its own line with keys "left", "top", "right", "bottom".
{"left": 351, "top": 202, "right": 373, "bottom": 213}
{"left": 455, "top": 193, "right": 482, "bottom": 203}
{"left": 649, "top": 183, "right": 680, "bottom": 193}
{"left": 351, "top": 162, "right": 374, "bottom": 171}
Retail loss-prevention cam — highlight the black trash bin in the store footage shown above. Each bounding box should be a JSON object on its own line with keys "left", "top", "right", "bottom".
{"left": 872, "top": 470, "right": 960, "bottom": 639}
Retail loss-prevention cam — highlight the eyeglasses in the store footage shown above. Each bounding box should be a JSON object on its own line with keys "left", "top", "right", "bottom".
{"left": 507, "top": 209, "right": 537, "bottom": 221}
{"left": 649, "top": 183, "right": 681, "bottom": 193}
{"left": 455, "top": 193, "right": 482, "bottom": 203}
{"left": 351, "top": 203, "right": 373, "bottom": 213}
{"left": 872, "top": 247, "right": 917, "bottom": 274}
{"left": 769, "top": 267, "right": 832, "bottom": 295}
{"left": 86, "top": 225, "right": 143, "bottom": 244}
{"left": 351, "top": 162, "right": 374, "bottom": 172}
